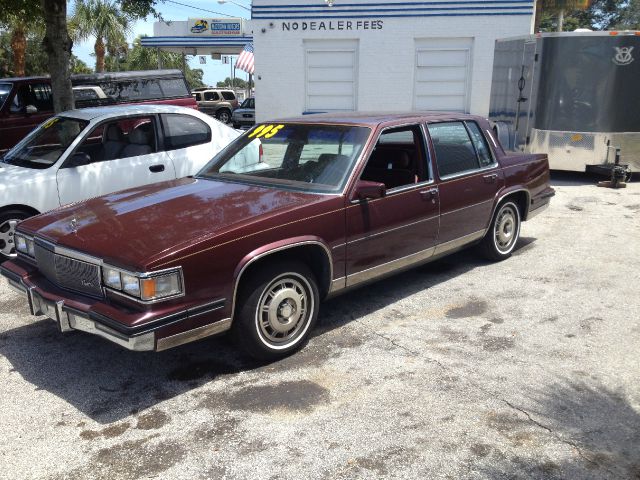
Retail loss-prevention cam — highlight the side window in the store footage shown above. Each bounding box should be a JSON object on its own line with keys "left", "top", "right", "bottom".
{"left": 30, "top": 84, "right": 53, "bottom": 111}
{"left": 161, "top": 114, "right": 211, "bottom": 150}
{"left": 159, "top": 78, "right": 189, "bottom": 97}
{"left": 10, "top": 84, "right": 53, "bottom": 113}
{"left": 221, "top": 91, "right": 235, "bottom": 101}
{"left": 427, "top": 122, "right": 480, "bottom": 177}
{"left": 466, "top": 122, "right": 494, "bottom": 168}
{"left": 204, "top": 92, "right": 219, "bottom": 101}
{"left": 194, "top": 93, "right": 202, "bottom": 101}
{"left": 73, "top": 116, "right": 157, "bottom": 164}
{"left": 360, "top": 125, "right": 429, "bottom": 190}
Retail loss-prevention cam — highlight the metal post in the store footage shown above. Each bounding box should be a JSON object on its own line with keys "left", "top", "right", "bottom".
{"left": 182, "top": 52, "right": 186, "bottom": 74}
{"left": 157, "top": 48, "right": 162, "bottom": 69}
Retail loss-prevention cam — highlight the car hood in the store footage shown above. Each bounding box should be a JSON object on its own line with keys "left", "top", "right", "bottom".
{"left": 233, "top": 108, "right": 254, "bottom": 115}
{"left": 20, "top": 177, "right": 331, "bottom": 269}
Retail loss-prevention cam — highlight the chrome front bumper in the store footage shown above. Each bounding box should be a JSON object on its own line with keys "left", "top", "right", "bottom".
{"left": 6, "top": 276, "right": 155, "bottom": 351}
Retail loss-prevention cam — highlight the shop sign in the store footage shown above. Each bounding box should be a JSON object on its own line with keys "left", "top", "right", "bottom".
{"left": 189, "top": 18, "right": 244, "bottom": 36}
{"left": 282, "top": 20, "right": 384, "bottom": 31}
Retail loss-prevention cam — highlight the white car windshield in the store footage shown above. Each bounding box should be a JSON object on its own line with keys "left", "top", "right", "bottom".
{"left": 198, "top": 123, "right": 371, "bottom": 193}
{"left": 2, "top": 116, "right": 88, "bottom": 169}
{"left": 0, "top": 83, "right": 11, "bottom": 110}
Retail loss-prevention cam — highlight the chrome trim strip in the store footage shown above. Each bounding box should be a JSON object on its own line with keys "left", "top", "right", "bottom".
{"left": 230, "top": 240, "right": 334, "bottom": 322}
{"left": 155, "top": 318, "right": 232, "bottom": 351}
{"left": 329, "top": 276, "right": 346, "bottom": 293}
{"left": 385, "top": 179, "right": 435, "bottom": 196}
{"left": 66, "top": 312, "right": 155, "bottom": 351}
{"left": 441, "top": 198, "right": 493, "bottom": 217}
{"left": 493, "top": 188, "right": 530, "bottom": 221}
{"left": 439, "top": 163, "right": 499, "bottom": 182}
{"left": 432, "top": 230, "right": 485, "bottom": 257}
{"left": 346, "top": 246, "right": 436, "bottom": 287}
{"left": 332, "top": 243, "right": 346, "bottom": 251}
{"left": 348, "top": 215, "right": 439, "bottom": 244}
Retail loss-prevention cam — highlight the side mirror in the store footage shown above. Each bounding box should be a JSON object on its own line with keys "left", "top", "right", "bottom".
{"left": 25, "top": 105, "right": 38, "bottom": 115}
{"left": 66, "top": 152, "right": 91, "bottom": 168}
{"left": 352, "top": 180, "right": 386, "bottom": 201}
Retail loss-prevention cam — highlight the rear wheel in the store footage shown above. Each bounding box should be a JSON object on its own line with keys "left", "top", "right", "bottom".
{"left": 481, "top": 200, "right": 521, "bottom": 261}
{"left": 216, "top": 109, "right": 231, "bottom": 124}
{"left": 232, "top": 261, "right": 320, "bottom": 361}
{"left": 0, "top": 210, "right": 32, "bottom": 259}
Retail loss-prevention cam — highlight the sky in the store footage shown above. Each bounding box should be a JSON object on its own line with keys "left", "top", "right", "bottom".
{"left": 71, "top": 0, "right": 251, "bottom": 86}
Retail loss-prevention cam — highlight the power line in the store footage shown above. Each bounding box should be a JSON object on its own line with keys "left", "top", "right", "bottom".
{"left": 164, "top": 0, "right": 244, "bottom": 18}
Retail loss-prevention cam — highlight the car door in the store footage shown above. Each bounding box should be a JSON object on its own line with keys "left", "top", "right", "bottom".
{"left": 426, "top": 120, "right": 503, "bottom": 246}
{"left": 56, "top": 115, "right": 176, "bottom": 206}
{"left": 345, "top": 124, "right": 440, "bottom": 287}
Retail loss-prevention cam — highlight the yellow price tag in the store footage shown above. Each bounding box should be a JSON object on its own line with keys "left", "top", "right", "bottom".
{"left": 42, "top": 117, "right": 59, "bottom": 129}
{"left": 248, "top": 124, "right": 285, "bottom": 139}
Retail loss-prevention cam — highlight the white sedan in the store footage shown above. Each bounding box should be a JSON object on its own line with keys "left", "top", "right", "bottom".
{"left": 0, "top": 104, "right": 262, "bottom": 258}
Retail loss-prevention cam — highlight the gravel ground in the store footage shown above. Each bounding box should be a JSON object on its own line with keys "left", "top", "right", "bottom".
{"left": 0, "top": 172, "right": 638, "bottom": 480}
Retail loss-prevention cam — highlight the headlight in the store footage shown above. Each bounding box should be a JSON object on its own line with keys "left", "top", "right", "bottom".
{"left": 15, "top": 234, "right": 35, "bottom": 258}
{"left": 102, "top": 267, "right": 122, "bottom": 290}
{"left": 140, "top": 271, "right": 182, "bottom": 301}
{"left": 122, "top": 273, "right": 140, "bottom": 297}
{"left": 102, "top": 265, "right": 183, "bottom": 302}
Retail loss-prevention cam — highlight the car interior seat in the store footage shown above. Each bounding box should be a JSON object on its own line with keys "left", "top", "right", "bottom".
{"left": 121, "top": 124, "right": 153, "bottom": 157}
{"left": 102, "top": 124, "right": 126, "bottom": 160}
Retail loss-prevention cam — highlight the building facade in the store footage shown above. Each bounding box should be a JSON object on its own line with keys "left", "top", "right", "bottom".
{"left": 251, "top": 0, "right": 534, "bottom": 121}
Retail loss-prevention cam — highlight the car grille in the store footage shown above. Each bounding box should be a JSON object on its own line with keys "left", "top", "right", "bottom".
{"left": 34, "top": 243, "right": 103, "bottom": 299}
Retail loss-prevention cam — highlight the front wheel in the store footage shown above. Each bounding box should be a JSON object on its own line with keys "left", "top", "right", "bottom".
{"left": 216, "top": 109, "right": 231, "bottom": 124}
{"left": 481, "top": 201, "right": 521, "bottom": 261}
{"left": 232, "top": 261, "right": 320, "bottom": 361}
{"left": 0, "top": 210, "right": 32, "bottom": 259}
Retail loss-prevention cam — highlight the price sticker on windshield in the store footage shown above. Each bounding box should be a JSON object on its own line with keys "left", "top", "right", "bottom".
{"left": 42, "top": 118, "right": 59, "bottom": 129}
{"left": 248, "top": 124, "right": 285, "bottom": 139}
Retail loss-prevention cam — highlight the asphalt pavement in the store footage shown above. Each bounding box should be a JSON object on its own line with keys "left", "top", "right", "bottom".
{"left": 0, "top": 172, "right": 638, "bottom": 480}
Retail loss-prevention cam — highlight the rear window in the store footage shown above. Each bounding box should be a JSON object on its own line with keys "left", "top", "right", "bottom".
{"left": 221, "top": 91, "right": 236, "bottom": 101}
{"left": 161, "top": 114, "right": 211, "bottom": 150}
{"left": 159, "top": 78, "right": 189, "bottom": 97}
{"left": 98, "top": 79, "right": 163, "bottom": 102}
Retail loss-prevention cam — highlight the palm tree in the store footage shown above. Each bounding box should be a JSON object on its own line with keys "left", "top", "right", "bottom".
{"left": 69, "top": 0, "right": 131, "bottom": 73}
{"left": 535, "top": 0, "right": 593, "bottom": 32}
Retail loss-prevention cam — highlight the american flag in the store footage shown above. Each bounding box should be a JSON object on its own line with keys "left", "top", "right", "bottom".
{"left": 235, "top": 43, "right": 255, "bottom": 75}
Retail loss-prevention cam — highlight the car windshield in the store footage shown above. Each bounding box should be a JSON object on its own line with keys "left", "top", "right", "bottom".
{"left": 198, "top": 123, "right": 371, "bottom": 193}
{"left": 2, "top": 116, "right": 88, "bottom": 169}
{"left": 240, "top": 98, "right": 254, "bottom": 109}
{"left": 0, "top": 83, "right": 11, "bottom": 110}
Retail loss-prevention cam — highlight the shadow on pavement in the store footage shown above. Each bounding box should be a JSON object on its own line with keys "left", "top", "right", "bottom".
{"left": 478, "top": 378, "right": 640, "bottom": 479}
{"left": 0, "top": 239, "right": 535, "bottom": 424}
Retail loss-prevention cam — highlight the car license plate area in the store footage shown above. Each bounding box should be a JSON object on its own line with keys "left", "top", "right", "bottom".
{"left": 29, "top": 290, "right": 72, "bottom": 332}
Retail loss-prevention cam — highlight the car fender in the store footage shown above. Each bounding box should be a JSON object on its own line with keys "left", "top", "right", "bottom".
{"left": 230, "top": 235, "right": 334, "bottom": 319}
{"left": 0, "top": 164, "right": 59, "bottom": 214}
{"left": 490, "top": 186, "right": 530, "bottom": 226}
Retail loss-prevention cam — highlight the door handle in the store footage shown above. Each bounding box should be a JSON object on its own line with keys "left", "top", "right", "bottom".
{"left": 419, "top": 188, "right": 438, "bottom": 201}
{"left": 149, "top": 164, "right": 165, "bottom": 173}
{"left": 483, "top": 173, "right": 498, "bottom": 183}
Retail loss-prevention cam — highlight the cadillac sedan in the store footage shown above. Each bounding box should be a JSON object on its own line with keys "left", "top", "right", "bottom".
{"left": 0, "top": 104, "right": 258, "bottom": 258}
{"left": 1, "top": 112, "right": 554, "bottom": 360}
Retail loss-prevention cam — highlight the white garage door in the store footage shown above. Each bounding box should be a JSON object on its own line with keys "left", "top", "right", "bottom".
{"left": 414, "top": 46, "right": 471, "bottom": 112}
{"left": 305, "top": 42, "right": 357, "bottom": 111}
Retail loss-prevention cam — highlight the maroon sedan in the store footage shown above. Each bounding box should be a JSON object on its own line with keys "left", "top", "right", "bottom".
{"left": 1, "top": 113, "right": 554, "bottom": 360}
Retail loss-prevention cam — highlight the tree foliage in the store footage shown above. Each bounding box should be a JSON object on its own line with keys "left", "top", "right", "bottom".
{"left": 538, "top": 0, "right": 640, "bottom": 31}
{"left": 113, "top": 36, "right": 206, "bottom": 89}
{"left": 217, "top": 77, "right": 248, "bottom": 89}
{"left": 69, "top": 0, "right": 132, "bottom": 73}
